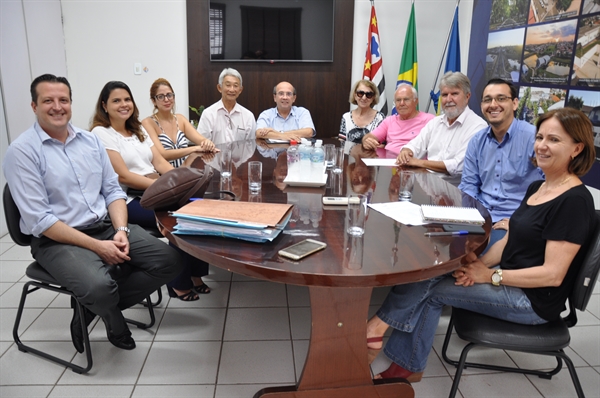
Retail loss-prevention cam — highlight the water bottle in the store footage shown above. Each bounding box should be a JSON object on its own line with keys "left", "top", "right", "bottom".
{"left": 310, "top": 140, "right": 324, "bottom": 164}
{"left": 287, "top": 140, "right": 300, "bottom": 164}
{"left": 287, "top": 140, "right": 300, "bottom": 180}
{"left": 299, "top": 139, "right": 312, "bottom": 164}
{"left": 310, "top": 140, "right": 325, "bottom": 180}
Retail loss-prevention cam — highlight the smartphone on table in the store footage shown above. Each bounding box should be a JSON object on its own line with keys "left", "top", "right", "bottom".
{"left": 278, "top": 239, "right": 327, "bottom": 260}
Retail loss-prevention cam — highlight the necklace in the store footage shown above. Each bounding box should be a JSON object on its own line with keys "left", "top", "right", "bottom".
{"left": 533, "top": 176, "right": 572, "bottom": 201}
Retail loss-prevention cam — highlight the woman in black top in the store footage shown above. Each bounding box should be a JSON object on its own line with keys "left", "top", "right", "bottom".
{"left": 366, "top": 107, "right": 597, "bottom": 382}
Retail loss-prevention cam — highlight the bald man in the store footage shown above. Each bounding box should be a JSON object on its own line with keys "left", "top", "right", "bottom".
{"left": 255, "top": 81, "right": 316, "bottom": 142}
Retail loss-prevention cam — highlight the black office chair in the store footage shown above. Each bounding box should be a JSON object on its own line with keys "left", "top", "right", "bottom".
{"left": 3, "top": 184, "right": 156, "bottom": 374}
{"left": 441, "top": 211, "right": 600, "bottom": 398}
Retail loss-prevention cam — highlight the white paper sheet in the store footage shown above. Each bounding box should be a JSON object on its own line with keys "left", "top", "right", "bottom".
{"left": 362, "top": 158, "right": 397, "bottom": 167}
{"left": 368, "top": 201, "right": 428, "bottom": 226}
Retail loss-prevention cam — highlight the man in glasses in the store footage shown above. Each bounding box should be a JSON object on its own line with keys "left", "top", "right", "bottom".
{"left": 361, "top": 84, "right": 434, "bottom": 154}
{"left": 459, "top": 78, "right": 542, "bottom": 248}
{"left": 197, "top": 68, "right": 256, "bottom": 145}
{"left": 255, "top": 81, "right": 316, "bottom": 142}
{"left": 396, "top": 72, "right": 487, "bottom": 182}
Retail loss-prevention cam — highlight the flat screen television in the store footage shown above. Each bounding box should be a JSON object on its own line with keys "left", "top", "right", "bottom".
{"left": 209, "top": 0, "right": 335, "bottom": 62}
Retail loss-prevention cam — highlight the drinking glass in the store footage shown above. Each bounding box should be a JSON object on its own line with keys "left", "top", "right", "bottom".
{"left": 324, "top": 144, "right": 336, "bottom": 168}
{"left": 220, "top": 144, "right": 232, "bottom": 178}
{"left": 248, "top": 161, "right": 262, "bottom": 192}
{"left": 346, "top": 194, "right": 367, "bottom": 236}
{"left": 333, "top": 146, "right": 344, "bottom": 174}
{"left": 399, "top": 170, "right": 415, "bottom": 201}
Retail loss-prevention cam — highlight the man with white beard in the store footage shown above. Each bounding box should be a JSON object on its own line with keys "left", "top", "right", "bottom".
{"left": 396, "top": 72, "right": 487, "bottom": 180}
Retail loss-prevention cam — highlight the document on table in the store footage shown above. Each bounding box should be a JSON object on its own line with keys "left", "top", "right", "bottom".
{"left": 362, "top": 158, "right": 397, "bottom": 167}
{"left": 265, "top": 138, "right": 289, "bottom": 144}
{"left": 368, "top": 201, "right": 428, "bottom": 226}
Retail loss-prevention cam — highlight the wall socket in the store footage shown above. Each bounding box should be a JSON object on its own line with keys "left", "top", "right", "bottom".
{"left": 134, "top": 63, "right": 142, "bottom": 75}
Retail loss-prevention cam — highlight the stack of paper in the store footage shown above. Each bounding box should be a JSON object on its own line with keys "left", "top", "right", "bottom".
{"left": 420, "top": 205, "right": 485, "bottom": 225}
{"left": 368, "top": 202, "right": 485, "bottom": 226}
{"left": 171, "top": 199, "right": 293, "bottom": 243}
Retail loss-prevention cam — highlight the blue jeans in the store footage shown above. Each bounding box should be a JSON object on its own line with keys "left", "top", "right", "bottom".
{"left": 376, "top": 274, "right": 546, "bottom": 373}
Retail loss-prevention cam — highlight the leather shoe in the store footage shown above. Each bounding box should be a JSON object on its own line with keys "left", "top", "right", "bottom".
{"left": 106, "top": 328, "right": 136, "bottom": 350}
{"left": 70, "top": 298, "right": 96, "bottom": 353}
{"left": 375, "top": 362, "right": 423, "bottom": 383}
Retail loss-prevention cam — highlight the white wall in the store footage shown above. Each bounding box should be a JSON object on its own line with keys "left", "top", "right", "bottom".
{"left": 0, "top": 0, "right": 67, "bottom": 237}
{"left": 61, "top": 0, "right": 189, "bottom": 130}
{"left": 0, "top": 0, "right": 67, "bottom": 142}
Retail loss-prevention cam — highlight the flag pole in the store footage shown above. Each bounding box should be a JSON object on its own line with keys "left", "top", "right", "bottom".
{"left": 426, "top": 0, "right": 461, "bottom": 113}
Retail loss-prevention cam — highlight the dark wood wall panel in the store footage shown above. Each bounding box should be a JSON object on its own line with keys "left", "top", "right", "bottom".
{"left": 187, "top": 0, "right": 355, "bottom": 139}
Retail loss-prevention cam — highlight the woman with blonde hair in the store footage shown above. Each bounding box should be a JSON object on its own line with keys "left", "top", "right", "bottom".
{"left": 339, "top": 79, "right": 385, "bottom": 143}
{"left": 142, "top": 78, "right": 216, "bottom": 168}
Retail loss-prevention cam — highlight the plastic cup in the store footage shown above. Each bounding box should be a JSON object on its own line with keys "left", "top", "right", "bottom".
{"left": 248, "top": 161, "right": 262, "bottom": 192}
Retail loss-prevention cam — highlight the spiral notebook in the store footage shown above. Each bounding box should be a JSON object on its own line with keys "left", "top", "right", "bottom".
{"left": 420, "top": 205, "right": 485, "bottom": 226}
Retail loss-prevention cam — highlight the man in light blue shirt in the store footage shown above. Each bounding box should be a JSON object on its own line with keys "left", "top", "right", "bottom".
{"left": 460, "top": 78, "right": 543, "bottom": 248}
{"left": 3, "top": 74, "right": 182, "bottom": 352}
{"left": 255, "top": 81, "right": 316, "bottom": 142}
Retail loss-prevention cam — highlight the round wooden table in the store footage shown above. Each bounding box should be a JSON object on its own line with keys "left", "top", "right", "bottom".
{"left": 156, "top": 139, "right": 491, "bottom": 398}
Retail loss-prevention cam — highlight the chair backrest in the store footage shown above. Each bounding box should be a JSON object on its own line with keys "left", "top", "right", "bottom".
{"left": 3, "top": 184, "right": 32, "bottom": 247}
{"left": 570, "top": 210, "right": 600, "bottom": 313}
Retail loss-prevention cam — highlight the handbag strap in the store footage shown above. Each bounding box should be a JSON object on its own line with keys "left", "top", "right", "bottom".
{"left": 177, "top": 165, "right": 214, "bottom": 208}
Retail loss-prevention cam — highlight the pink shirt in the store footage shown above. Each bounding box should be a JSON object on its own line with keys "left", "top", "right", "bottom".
{"left": 370, "top": 112, "right": 435, "bottom": 154}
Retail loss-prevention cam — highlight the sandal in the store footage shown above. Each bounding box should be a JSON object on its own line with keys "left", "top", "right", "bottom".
{"left": 367, "top": 336, "right": 383, "bottom": 364}
{"left": 167, "top": 286, "right": 199, "bottom": 301}
{"left": 193, "top": 282, "right": 211, "bottom": 294}
{"left": 375, "top": 362, "right": 423, "bottom": 383}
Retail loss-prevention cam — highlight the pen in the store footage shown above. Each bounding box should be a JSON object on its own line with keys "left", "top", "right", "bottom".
{"left": 424, "top": 231, "right": 469, "bottom": 237}
{"left": 189, "top": 198, "right": 203, "bottom": 201}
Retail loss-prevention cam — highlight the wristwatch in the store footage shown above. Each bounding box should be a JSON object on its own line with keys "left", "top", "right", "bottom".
{"left": 115, "top": 226, "right": 130, "bottom": 237}
{"left": 491, "top": 269, "right": 503, "bottom": 286}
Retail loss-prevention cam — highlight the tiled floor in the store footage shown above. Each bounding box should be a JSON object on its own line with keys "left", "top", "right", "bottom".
{"left": 0, "top": 232, "right": 598, "bottom": 397}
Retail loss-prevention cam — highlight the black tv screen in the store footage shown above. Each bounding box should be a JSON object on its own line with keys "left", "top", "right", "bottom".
{"left": 209, "top": 0, "right": 335, "bottom": 62}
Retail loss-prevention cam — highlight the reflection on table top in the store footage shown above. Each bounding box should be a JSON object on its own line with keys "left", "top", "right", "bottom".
{"left": 157, "top": 139, "right": 491, "bottom": 288}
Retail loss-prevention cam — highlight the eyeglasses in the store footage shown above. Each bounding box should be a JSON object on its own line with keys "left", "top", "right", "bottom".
{"left": 395, "top": 97, "right": 414, "bottom": 104}
{"left": 154, "top": 93, "right": 175, "bottom": 101}
{"left": 481, "top": 95, "right": 512, "bottom": 104}
{"left": 276, "top": 91, "right": 294, "bottom": 97}
{"left": 356, "top": 90, "right": 375, "bottom": 99}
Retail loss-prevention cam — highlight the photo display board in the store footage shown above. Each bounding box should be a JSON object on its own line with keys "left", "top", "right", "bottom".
{"left": 468, "top": 0, "right": 600, "bottom": 188}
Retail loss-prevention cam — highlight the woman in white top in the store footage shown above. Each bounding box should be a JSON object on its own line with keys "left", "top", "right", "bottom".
{"left": 142, "top": 78, "right": 216, "bottom": 168}
{"left": 91, "top": 81, "right": 209, "bottom": 301}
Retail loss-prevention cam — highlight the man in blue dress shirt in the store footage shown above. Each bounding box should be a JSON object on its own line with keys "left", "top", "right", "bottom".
{"left": 459, "top": 78, "right": 543, "bottom": 248}
{"left": 255, "top": 81, "right": 316, "bottom": 142}
{"left": 3, "top": 74, "right": 182, "bottom": 352}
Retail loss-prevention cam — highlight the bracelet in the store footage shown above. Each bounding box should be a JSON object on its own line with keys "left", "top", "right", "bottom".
{"left": 115, "top": 226, "right": 130, "bottom": 237}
